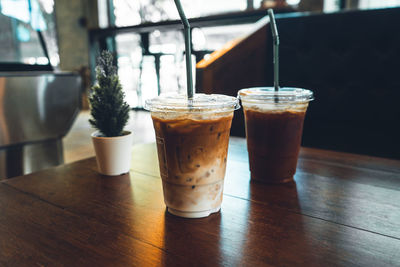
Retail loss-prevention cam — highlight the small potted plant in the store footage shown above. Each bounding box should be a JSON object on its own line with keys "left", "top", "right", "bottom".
{"left": 89, "top": 50, "right": 132, "bottom": 176}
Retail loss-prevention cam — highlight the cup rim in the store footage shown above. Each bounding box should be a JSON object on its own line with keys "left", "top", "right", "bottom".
{"left": 144, "top": 93, "right": 240, "bottom": 113}
{"left": 238, "top": 87, "right": 314, "bottom": 103}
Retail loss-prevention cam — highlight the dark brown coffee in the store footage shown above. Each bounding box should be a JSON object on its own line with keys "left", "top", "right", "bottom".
{"left": 244, "top": 109, "right": 306, "bottom": 183}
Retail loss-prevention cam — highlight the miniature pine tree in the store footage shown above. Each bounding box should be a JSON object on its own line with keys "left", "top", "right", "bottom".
{"left": 89, "top": 50, "right": 130, "bottom": 137}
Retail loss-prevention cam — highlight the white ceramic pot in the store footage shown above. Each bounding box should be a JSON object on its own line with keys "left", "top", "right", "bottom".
{"left": 91, "top": 131, "right": 133, "bottom": 176}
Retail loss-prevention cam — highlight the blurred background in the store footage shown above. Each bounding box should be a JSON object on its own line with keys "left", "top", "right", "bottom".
{"left": 1, "top": 0, "right": 400, "bottom": 179}
{"left": 1, "top": 0, "right": 399, "bottom": 108}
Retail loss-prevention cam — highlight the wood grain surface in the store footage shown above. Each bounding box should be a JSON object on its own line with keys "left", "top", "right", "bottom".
{"left": 1, "top": 137, "right": 400, "bottom": 266}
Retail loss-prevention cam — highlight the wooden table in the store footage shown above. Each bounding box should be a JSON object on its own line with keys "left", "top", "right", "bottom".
{"left": 1, "top": 138, "right": 400, "bottom": 266}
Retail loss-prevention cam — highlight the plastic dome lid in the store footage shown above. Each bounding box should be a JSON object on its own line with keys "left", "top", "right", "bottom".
{"left": 238, "top": 87, "right": 314, "bottom": 103}
{"left": 145, "top": 93, "right": 240, "bottom": 113}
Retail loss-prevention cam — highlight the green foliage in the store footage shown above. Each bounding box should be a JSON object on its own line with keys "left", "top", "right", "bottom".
{"left": 89, "top": 51, "right": 130, "bottom": 137}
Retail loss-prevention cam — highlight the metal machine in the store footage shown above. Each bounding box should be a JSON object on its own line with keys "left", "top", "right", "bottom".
{"left": 0, "top": 9, "right": 81, "bottom": 179}
{"left": 0, "top": 72, "right": 81, "bottom": 179}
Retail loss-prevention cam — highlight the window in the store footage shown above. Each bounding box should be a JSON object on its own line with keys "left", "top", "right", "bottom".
{"left": 359, "top": 0, "right": 400, "bottom": 9}
{"left": 112, "top": 0, "right": 249, "bottom": 27}
{"left": 0, "top": 0, "right": 58, "bottom": 66}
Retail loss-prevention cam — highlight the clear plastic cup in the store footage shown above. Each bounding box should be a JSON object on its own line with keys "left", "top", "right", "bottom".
{"left": 145, "top": 93, "right": 240, "bottom": 218}
{"left": 238, "top": 87, "right": 314, "bottom": 183}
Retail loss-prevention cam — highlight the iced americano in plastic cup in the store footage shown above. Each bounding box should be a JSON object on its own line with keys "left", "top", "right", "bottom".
{"left": 238, "top": 87, "right": 313, "bottom": 183}
{"left": 145, "top": 93, "right": 240, "bottom": 218}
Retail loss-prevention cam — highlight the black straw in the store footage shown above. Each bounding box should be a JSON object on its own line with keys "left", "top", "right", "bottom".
{"left": 268, "top": 9, "right": 280, "bottom": 92}
{"left": 174, "top": 0, "right": 194, "bottom": 99}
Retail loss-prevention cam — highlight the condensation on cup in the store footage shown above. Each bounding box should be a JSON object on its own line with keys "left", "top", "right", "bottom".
{"left": 145, "top": 93, "right": 240, "bottom": 218}
{"left": 238, "top": 87, "right": 314, "bottom": 183}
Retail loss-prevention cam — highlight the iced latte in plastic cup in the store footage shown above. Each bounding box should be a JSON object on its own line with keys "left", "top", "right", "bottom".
{"left": 238, "top": 87, "right": 313, "bottom": 183}
{"left": 145, "top": 93, "right": 239, "bottom": 218}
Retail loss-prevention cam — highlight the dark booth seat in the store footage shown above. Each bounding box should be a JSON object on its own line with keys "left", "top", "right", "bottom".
{"left": 196, "top": 7, "right": 400, "bottom": 159}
